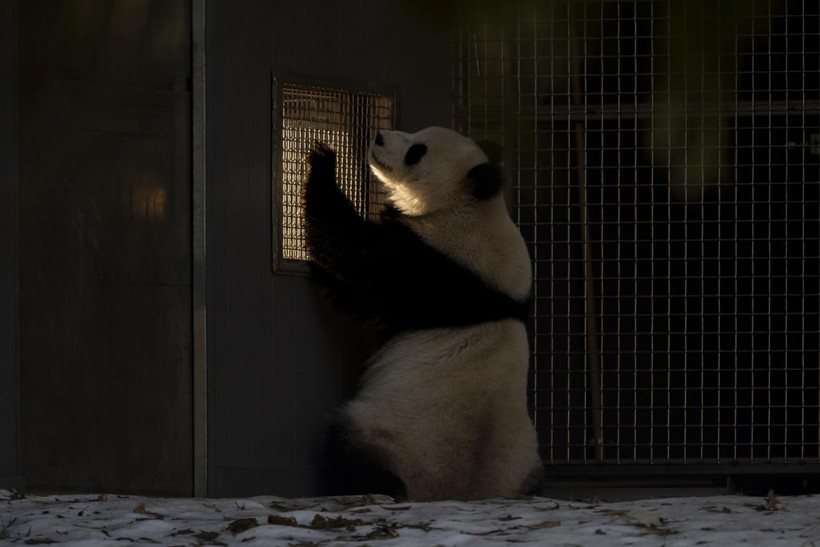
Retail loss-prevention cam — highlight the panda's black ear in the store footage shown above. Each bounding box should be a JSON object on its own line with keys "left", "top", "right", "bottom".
{"left": 468, "top": 162, "right": 503, "bottom": 200}
{"left": 475, "top": 139, "right": 503, "bottom": 164}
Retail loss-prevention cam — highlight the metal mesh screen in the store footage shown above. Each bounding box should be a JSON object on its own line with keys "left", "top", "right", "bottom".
{"left": 272, "top": 79, "right": 394, "bottom": 271}
{"left": 453, "top": 0, "right": 820, "bottom": 471}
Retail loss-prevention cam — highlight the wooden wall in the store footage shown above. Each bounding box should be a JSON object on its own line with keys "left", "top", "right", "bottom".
{"left": 16, "top": 1, "right": 193, "bottom": 495}
{"left": 1, "top": 0, "right": 454, "bottom": 497}
{"left": 0, "top": 0, "right": 22, "bottom": 492}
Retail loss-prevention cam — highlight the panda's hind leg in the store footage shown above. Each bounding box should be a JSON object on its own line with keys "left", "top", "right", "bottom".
{"left": 321, "top": 415, "right": 407, "bottom": 500}
{"left": 520, "top": 462, "right": 545, "bottom": 497}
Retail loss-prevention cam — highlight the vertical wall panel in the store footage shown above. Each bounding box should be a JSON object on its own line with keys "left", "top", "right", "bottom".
{"left": 206, "top": 0, "right": 453, "bottom": 496}
{"left": 0, "top": 0, "right": 22, "bottom": 491}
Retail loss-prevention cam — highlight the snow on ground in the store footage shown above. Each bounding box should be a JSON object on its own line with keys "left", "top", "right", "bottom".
{"left": 2, "top": 489, "right": 819, "bottom": 546}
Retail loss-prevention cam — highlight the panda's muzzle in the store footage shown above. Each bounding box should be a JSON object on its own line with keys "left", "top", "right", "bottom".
{"left": 369, "top": 151, "right": 393, "bottom": 173}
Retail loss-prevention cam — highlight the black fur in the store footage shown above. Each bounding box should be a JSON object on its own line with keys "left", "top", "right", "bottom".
{"left": 303, "top": 143, "right": 527, "bottom": 337}
{"left": 520, "top": 463, "right": 545, "bottom": 496}
{"left": 468, "top": 162, "right": 504, "bottom": 200}
{"left": 321, "top": 415, "right": 407, "bottom": 499}
{"left": 404, "top": 143, "right": 428, "bottom": 165}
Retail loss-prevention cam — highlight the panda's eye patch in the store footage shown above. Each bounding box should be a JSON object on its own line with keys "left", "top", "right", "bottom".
{"left": 404, "top": 144, "right": 428, "bottom": 166}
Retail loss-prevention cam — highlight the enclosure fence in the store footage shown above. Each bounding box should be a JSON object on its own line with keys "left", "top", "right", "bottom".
{"left": 452, "top": 0, "right": 820, "bottom": 473}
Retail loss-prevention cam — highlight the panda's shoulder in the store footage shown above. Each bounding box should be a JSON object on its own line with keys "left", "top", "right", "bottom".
{"left": 377, "top": 212, "right": 450, "bottom": 264}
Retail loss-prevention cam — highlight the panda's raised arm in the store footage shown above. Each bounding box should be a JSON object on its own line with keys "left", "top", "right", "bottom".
{"left": 302, "top": 144, "right": 370, "bottom": 279}
{"left": 303, "top": 144, "right": 406, "bottom": 288}
{"left": 303, "top": 143, "right": 362, "bottom": 229}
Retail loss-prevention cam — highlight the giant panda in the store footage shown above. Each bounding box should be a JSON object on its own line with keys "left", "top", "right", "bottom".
{"left": 303, "top": 126, "right": 543, "bottom": 501}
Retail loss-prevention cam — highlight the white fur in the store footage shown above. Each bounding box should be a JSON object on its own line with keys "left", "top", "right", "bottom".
{"left": 341, "top": 320, "right": 540, "bottom": 501}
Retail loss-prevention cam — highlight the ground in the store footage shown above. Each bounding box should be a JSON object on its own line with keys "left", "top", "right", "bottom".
{"left": 2, "top": 489, "right": 819, "bottom": 545}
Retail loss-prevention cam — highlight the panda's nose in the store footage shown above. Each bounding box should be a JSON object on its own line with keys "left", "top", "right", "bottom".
{"left": 374, "top": 132, "right": 384, "bottom": 146}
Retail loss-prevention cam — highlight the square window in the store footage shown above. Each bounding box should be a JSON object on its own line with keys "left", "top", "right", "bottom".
{"left": 272, "top": 77, "right": 397, "bottom": 273}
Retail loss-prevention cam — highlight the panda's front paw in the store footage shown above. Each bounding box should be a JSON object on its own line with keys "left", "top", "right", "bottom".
{"left": 307, "top": 142, "right": 336, "bottom": 179}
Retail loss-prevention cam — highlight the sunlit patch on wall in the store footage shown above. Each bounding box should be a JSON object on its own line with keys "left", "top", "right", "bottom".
{"left": 272, "top": 76, "right": 397, "bottom": 273}
{"left": 130, "top": 183, "right": 167, "bottom": 221}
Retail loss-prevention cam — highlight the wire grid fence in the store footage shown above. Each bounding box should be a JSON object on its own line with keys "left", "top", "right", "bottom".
{"left": 453, "top": 0, "right": 820, "bottom": 470}
{"left": 272, "top": 79, "right": 394, "bottom": 271}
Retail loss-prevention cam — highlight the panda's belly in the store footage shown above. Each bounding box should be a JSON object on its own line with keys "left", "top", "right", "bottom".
{"left": 342, "top": 319, "right": 539, "bottom": 500}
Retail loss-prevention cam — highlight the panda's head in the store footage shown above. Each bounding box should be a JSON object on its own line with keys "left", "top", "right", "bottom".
{"left": 368, "top": 126, "right": 503, "bottom": 216}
